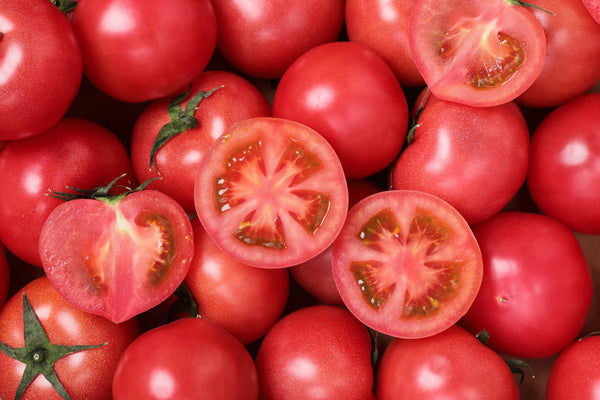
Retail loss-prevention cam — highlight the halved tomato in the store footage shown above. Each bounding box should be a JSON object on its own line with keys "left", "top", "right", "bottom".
{"left": 332, "top": 190, "right": 483, "bottom": 338}
{"left": 194, "top": 117, "right": 348, "bottom": 269}
{"left": 39, "top": 189, "right": 194, "bottom": 323}
{"left": 409, "top": 0, "right": 546, "bottom": 107}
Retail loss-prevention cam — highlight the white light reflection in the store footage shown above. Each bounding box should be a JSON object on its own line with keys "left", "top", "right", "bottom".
{"left": 150, "top": 368, "right": 176, "bottom": 399}
{"left": 560, "top": 140, "right": 589, "bottom": 166}
{"left": 378, "top": 0, "right": 399, "bottom": 23}
{"left": 0, "top": 44, "right": 23, "bottom": 85}
{"left": 416, "top": 356, "right": 448, "bottom": 391}
{"left": 425, "top": 128, "right": 452, "bottom": 173}
{"left": 304, "top": 85, "right": 336, "bottom": 111}
{"left": 100, "top": 3, "right": 136, "bottom": 34}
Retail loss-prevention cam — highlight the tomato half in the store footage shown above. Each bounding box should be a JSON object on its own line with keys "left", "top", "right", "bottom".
{"left": 582, "top": 0, "right": 600, "bottom": 25}
{"left": 332, "top": 190, "right": 483, "bottom": 339}
{"left": 194, "top": 117, "right": 348, "bottom": 269}
{"left": 409, "top": 0, "right": 546, "bottom": 106}
{"left": 39, "top": 189, "right": 194, "bottom": 323}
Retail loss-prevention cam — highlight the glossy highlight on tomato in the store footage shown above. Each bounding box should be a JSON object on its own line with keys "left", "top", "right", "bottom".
{"left": 332, "top": 190, "right": 483, "bottom": 339}
{"left": 194, "top": 117, "right": 348, "bottom": 269}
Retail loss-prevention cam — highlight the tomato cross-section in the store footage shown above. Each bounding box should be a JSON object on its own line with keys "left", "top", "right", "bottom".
{"left": 332, "top": 190, "right": 483, "bottom": 338}
{"left": 195, "top": 117, "right": 348, "bottom": 269}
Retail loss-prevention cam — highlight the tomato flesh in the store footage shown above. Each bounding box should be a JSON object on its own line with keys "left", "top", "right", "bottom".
{"left": 332, "top": 190, "right": 482, "bottom": 338}
{"left": 195, "top": 117, "right": 348, "bottom": 269}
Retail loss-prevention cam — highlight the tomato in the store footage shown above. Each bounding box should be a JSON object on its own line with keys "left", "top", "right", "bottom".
{"left": 0, "top": 277, "right": 139, "bottom": 400}
{"left": 0, "top": 0, "right": 82, "bottom": 140}
{"left": 255, "top": 305, "right": 374, "bottom": 400}
{"left": 460, "top": 211, "right": 593, "bottom": 358}
{"left": 130, "top": 70, "right": 271, "bottom": 213}
{"left": 290, "top": 178, "right": 383, "bottom": 306}
{"left": 112, "top": 317, "right": 258, "bottom": 400}
{"left": 517, "top": 0, "right": 600, "bottom": 108}
{"left": 345, "top": 0, "right": 424, "bottom": 87}
{"left": 39, "top": 187, "right": 194, "bottom": 323}
{"left": 0, "top": 244, "right": 8, "bottom": 307}
{"left": 546, "top": 335, "right": 600, "bottom": 400}
{"left": 390, "top": 93, "right": 530, "bottom": 225}
{"left": 332, "top": 190, "right": 483, "bottom": 339}
{"left": 408, "top": 0, "right": 546, "bottom": 107}
{"left": 0, "top": 117, "right": 135, "bottom": 267}
{"left": 194, "top": 117, "right": 348, "bottom": 269}
{"left": 71, "top": 0, "right": 217, "bottom": 102}
{"left": 527, "top": 93, "right": 600, "bottom": 234}
{"left": 582, "top": 0, "right": 600, "bottom": 25}
{"left": 185, "top": 218, "right": 289, "bottom": 344}
{"left": 273, "top": 41, "right": 409, "bottom": 179}
{"left": 210, "top": 0, "right": 345, "bottom": 79}
{"left": 376, "top": 325, "right": 519, "bottom": 400}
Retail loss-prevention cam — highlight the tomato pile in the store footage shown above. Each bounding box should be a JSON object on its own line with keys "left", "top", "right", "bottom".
{"left": 1, "top": 0, "right": 600, "bottom": 399}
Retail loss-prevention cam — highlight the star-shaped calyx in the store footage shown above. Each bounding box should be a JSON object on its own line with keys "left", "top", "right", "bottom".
{"left": 0, "top": 293, "right": 106, "bottom": 400}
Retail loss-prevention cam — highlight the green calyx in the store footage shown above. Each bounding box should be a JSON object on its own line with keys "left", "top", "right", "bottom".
{"left": 49, "top": 0, "right": 78, "bottom": 14}
{"left": 149, "top": 84, "right": 224, "bottom": 172}
{"left": 0, "top": 293, "right": 106, "bottom": 400}
{"left": 506, "top": 0, "right": 556, "bottom": 15}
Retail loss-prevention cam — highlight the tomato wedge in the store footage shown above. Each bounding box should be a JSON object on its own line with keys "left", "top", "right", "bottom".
{"left": 332, "top": 190, "right": 483, "bottom": 338}
{"left": 194, "top": 117, "right": 348, "bottom": 269}
{"left": 409, "top": 0, "right": 546, "bottom": 106}
{"left": 40, "top": 189, "right": 194, "bottom": 323}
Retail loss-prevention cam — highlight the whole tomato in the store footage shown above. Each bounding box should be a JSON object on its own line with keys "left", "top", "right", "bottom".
{"left": 0, "top": 0, "right": 82, "bottom": 140}
{"left": 112, "top": 317, "right": 259, "bottom": 400}
{"left": 0, "top": 277, "right": 139, "bottom": 400}
{"left": 0, "top": 118, "right": 135, "bottom": 267}
{"left": 71, "top": 0, "right": 217, "bottom": 102}
{"left": 210, "top": 0, "right": 345, "bottom": 78}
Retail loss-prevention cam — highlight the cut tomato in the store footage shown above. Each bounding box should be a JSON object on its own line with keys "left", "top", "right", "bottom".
{"left": 194, "top": 117, "right": 348, "bottom": 268}
{"left": 409, "top": 0, "right": 546, "bottom": 107}
{"left": 332, "top": 190, "right": 483, "bottom": 338}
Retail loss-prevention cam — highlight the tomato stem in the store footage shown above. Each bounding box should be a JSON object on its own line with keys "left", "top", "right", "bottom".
{"left": 507, "top": 0, "right": 556, "bottom": 15}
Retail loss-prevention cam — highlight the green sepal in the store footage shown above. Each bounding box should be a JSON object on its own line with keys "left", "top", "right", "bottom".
{"left": 49, "top": 0, "right": 78, "bottom": 14}
{"left": 149, "top": 84, "right": 224, "bottom": 172}
{"left": 167, "top": 281, "right": 200, "bottom": 320}
{"left": 506, "top": 0, "right": 556, "bottom": 15}
{"left": 0, "top": 293, "right": 106, "bottom": 400}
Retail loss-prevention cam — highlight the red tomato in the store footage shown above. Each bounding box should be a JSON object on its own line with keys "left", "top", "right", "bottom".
{"left": 273, "top": 41, "right": 409, "bottom": 179}
{"left": 376, "top": 325, "right": 519, "bottom": 400}
{"left": 71, "top": 0, "right": 217, "bottom": 102}
{"left": 390, "top": 93, "right": 530, "bottom": 225}
{"left": 255, "top": 305, "right": 374, "bottom": 400}
{"left": 112, "top": 317, "right": 258, "bottom": 400}
{"left": 185, "top": 219, "right": 289, "bottom": 344}
{"left": 194, "top": 117, "right": 348, "bottom": 269}
{"left": 546, "top": 335, "right": 600, "bottom": 400}
{"left": 39, "top": 189, "right": 194, "bottom": 323}
{"left": 345, "top": 0, "right": 424, "bottom": 87}
{"left": 290, "top": 179, "right": 383, "bottom": 306}
{"left": 582, "top": 0, "right": 600, "bottom": 25}
{"left": 131, "top": 70, "right": 272, "bottom": 213}
{"left": 0, "top": 244, "right": 8, "bottom": 307}
{"left": 517, "top": 0, "right": 600, "bottom": 108}
{"left": 460, "top": 211, "right": 593, "bottom": 358}
{"left": 409, "top": 0, "right": 546, "bottom": 106}
{"left": 0, "top": 0, "right": 82, "bottom": 140}
{"left": 0, "top": 118, "right": 135, "bottom": 267}
{"left": 332, "top": 190, "right": 483, "bottom": 339}
{"left": 528, "top": 93, "right": 600, "bottom": 234}
{"left": 0, "top": 277, "right": 139, "bottom": 400}
{"left": 210, "top": 0, "right": 345, "bottom": 79}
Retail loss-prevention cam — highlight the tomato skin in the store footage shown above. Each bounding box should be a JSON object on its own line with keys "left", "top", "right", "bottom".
{"left": 332, "top": 190, "right": 483, "bottom": 339}
{"left": 528, "top": 93, "right": 600, "bottom": 234}
{"left": 131, "top": 70, "right": 271, "bottom": 213}
{"left": 517, "top": 0, "right": 600, "bottom": 108}
{"left": 546, "top": 335, "right": 600, "bottom": 400}
{"left": 0, "top": 117, "right": 135, "bottom": 267}
{"left": 185, "top": 219, "right": 289, "bottom": 344}
{"left": 581, "top": 0, "right": 600, "bottom": 25}
{"left": 345, "top": 0, "right": 424, "bottom": 87}
{"left": 210, "top": 0, "right": 345, "bottom": 79}
{"left": 112, "top": 317, "right": 259, "bottom": 400}
{"left": 0, "top": 277, "right": 139, "bottom": 400}
{"left": 273, "top": 41, "right": 409, "bottom": 179}
{"left": 409, "top": 0, "right": 546, "bottom": 107}
{"left": 461, "top": 211, "right": 593, "bottom": 359}
{"left": 376, "top": 325, "right": 519, "bottom": 400}
{"left": 0, "top": 0, "right": 82, "bottom": 140}
{"left": 390, "top": 94, "right": 530, "bottom": 225}
{"left": 40, "top": 189, "right": 194, "bottom": 323}
{"left": 255, "top": 305, "right": 374, "bottom": 400}
{"left": 72, "top": 0, "right": 217, "bottom": 102}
